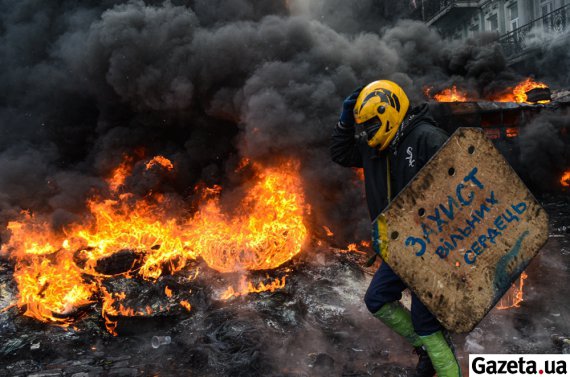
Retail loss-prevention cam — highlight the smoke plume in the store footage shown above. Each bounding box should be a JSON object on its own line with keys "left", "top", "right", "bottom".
{"left": 0, "top": 0, "right": 564, "bottom": 244}
{"left": 518, "top": 112, "right": 568, "bottom": 192}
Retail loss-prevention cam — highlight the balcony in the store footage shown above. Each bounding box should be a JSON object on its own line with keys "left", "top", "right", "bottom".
{"left": 498, "top": 4, "right": 569, "bottom": 61}
{"left": 416, "top": 0, "right": 481, "bottom": 25}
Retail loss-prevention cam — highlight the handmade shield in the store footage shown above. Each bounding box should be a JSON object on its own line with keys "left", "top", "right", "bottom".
{"left": 372, "top": 127, "right": 549, "bottom": 333}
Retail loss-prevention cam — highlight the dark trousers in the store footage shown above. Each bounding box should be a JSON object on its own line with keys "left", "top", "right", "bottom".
{"left": 364, "top": 262, "right": 441, "bottom": 336}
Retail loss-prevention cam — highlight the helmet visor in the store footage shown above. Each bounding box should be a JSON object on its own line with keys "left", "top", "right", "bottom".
{"left": 359, "top": 118, "right": 382, "bottom": 142}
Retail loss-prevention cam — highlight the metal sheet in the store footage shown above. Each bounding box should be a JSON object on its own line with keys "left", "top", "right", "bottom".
{"left": 371, "top": 127, "right": 549, "bottom": 333}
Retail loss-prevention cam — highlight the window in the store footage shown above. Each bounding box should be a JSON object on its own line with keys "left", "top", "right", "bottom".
{"left": 488, "top": 14, "right": 499, "bottom": 31}
{"left": 509, "top": 4, "right": 518, "bottom": 20}
{"left": 469, "top": 24, "right": 480, "bottom": 36}
{"left": 509, "top": 4, "right": 519, "bottom": 31}
{"left": 541, "top": 1, "right": 553, "bottom": 31}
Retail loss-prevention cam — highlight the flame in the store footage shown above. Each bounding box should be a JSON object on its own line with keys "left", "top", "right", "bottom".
{"left": 15, "top": 254, "right": 96, "bottom": 325}
{"left": 100, "top": 287, "right": 157, "bottom": 335}
{"left": 235, "top": 157, "right": 251, "bottom": 172}
{"left": 188, "top": 160, "right": 308, "bottom": 273}
{"left": 427, "top": 78, "right": 549, "bottom": 104}
{"left": 353, "top": 168, "right": 364, "bottom": 182}
{"left": 491, "top": 78, "right": 549, "bottom": 103}
{"left": 73, "top": 194, "right": 194, "bottom": 280}
{"left": 505, "top": 128, "right": 519, "bottom": 138}
{"left": 146, "top": 155, "right": 174, "bottom": 171}
{"left": 561, "top": 170, "right": 570, "bottom": 187}
{"left": 2, "top": 155, "right": 308, "bottom": 331}
{"left": 340, "top": 241, "right": 368, "bottom": 255}
{"left": 179, "top": 300, "right": 192, "bottom": 311}
{"left": 164, "top": 286, "right": 173, "bottom": 297}
{"left": 497, "top": 272, "right": 527, "bottom": 310}
{"left": 0, "top": 303, "right": 16, "bottom": 313}
{"left": 323, "top": 226, "right": 334, "bottom": 237}
{"left": 6, "top": 212, "right": 96, "bottom": 325}
{"left": 427, "top": 86, "right": 469, "bottom": 102}
{"left": 221, "top": 276, "right": 287, "bottom": 300}
{"left": 108, "top": 155, "right": 133, "bottom": 192}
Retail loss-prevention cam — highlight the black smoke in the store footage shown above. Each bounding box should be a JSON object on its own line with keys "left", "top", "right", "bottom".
{"left": 0, "top": 0, "right": 565, "bottom": 246}
{"left": 518, "top": 111, "right": 569, "bottom": 192}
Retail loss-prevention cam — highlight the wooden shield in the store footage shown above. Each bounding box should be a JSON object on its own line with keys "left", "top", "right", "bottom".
{"left": 371, "top": 127, "right": 549, "bottom": 333}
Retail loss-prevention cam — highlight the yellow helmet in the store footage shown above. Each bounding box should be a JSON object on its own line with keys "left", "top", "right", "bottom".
{"left": 353, "top": 80, "right": 410, "bottom": 150}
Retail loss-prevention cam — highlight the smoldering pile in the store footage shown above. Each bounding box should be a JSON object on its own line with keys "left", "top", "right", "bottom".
{"left": 1, "top": 246, "right": 418, "bottom": 376}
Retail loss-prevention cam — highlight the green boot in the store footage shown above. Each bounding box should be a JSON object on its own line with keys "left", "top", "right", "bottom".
{"left": 420, "top": 331, "right": 461, "bottom": 377}
{"left": 373, "top": 302, "right": 422, "bottom": 348}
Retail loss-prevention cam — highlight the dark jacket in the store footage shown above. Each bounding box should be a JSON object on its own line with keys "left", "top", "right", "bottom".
{"left": 330, "top": 104, "right": 448, "bottom": 220}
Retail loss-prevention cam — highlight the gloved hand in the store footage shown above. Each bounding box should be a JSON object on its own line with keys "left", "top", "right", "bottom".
{"left": 339, "top": 86, "right": 364, "bottom": 128}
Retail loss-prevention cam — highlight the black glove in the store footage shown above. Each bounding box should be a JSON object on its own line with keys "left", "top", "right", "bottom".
{"left": 339, "top": 86, "right": 364, "bottom": 128}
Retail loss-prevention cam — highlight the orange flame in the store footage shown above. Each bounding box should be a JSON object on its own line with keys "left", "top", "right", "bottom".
{"left": 497, "top": 272, "right": 527, "bottom": 310}
{"left": 561, "top": 170, "right": 570, "bottom": 187}
{"left": 5, "top": 213, "right": 96, "bottom": 325}
{"left": 340, "top": 242, "right": 367, "bottom": 255}
{"left": 100, "top": 287, "right": 158, "bottom": 335}
{"left": 221, "top": 276, "right": 287, "bottom": 300}
{"left": 505, "top": 128, "right": 519, "bottom": 138}
{"left": 492, "top": 78, "right": 549, "bottom": 103}
{"left": 146, "top": 155, "right": 174, "bottom": 171}
{"left": 323, "top": 226, "right": 334, "bottom": 237}
{"left": 187, "top": 160, "right": 308, "bottom": 273}
{"left": 72, "top": 194, "right": 194, "bottom": 280}
{"left": 427, "top": 78, "right": 549, "bottom": 104}
{"left": 15, "top": 253, "right": 96, "bottom": 325}
{"left": 353, "top": 168, "right": 364, "bottom": 182}
{"left": 427, "top": 86, "right": 469, "bottom": 102}
{"left": 108, "top": 155, "right": 133, "bottom": 192}
{"left": 164, "top": 286, "right": 173, "bottom": 297}
{"left": 2, "top": 156, "right": 308, "bottom": 331}
{"left": 235, "top": 157, "right": 251, "bottom": 172}
{"left": 179, "top": 300, "right": 192, "bottom": 312}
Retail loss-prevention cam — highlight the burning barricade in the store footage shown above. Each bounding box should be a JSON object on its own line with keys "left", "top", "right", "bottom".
{"left": 425, "top": 77, "right": 552, "bottom": 104}
{"left": 424, "top": 78, "right": 570, "bottom": 193}
{"left": 0, "top": 156, "right": 309, "bottom": 335}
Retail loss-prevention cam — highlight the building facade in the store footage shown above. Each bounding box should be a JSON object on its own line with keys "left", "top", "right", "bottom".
{"left": 413, "top": 0, "right": 569, "bottom": 62}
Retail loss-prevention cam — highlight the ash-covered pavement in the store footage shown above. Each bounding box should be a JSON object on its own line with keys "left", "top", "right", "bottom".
{"left": 0, "top": 196, "right": 568, "bottom": 377}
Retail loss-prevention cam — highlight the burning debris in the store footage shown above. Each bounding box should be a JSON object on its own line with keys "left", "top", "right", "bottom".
{"left": 424, "top": 78, "right": 570, "bottom": 193}
{"left": 1, "top": 199, "right": 568, "bottom": 376}
{"left": 425, "top": 85, "right": 469, "bottom": 103}
{"left": 1, "top": 156, "right": 311, "bottom": 334}
{"left": 221, "top": 276, "right": 288, "bottom": 300}
{"left": 561, "top": 170, "right": 570, "bottom": 188}
{"left": 424, "top": 77, "right": 551, "bottom": 104}
{"left": 496, "top": 272, "right": 528, "bottom": 310}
